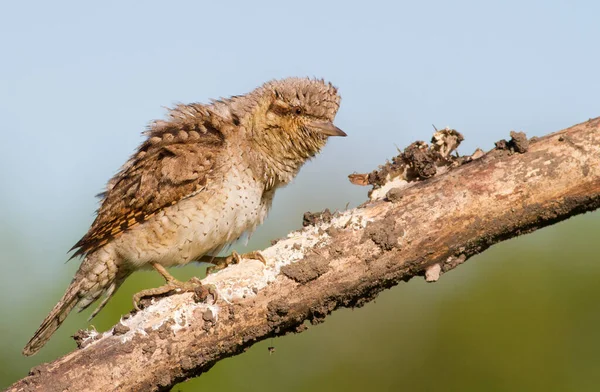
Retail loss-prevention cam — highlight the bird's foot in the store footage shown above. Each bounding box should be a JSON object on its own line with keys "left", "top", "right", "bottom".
{"left": 132, "top": 277, "right": 217, "bottom": 310}
{"left": 206, "top": 250, "right": 267, "bottom": 274}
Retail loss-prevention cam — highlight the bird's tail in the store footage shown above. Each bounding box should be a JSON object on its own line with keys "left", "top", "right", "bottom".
{"left": 22, "top": 278, "right": 84, "bottom": 356}
{"left": 23, "top": 254, "right": 125, "bottom": 356}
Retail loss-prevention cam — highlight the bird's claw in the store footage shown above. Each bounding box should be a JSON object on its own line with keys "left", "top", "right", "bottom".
{"left": 132, "top": 277, "right": 210, "bottom": 310}
{"left": 206, "top": 250, "right": 267, "bottom": 275}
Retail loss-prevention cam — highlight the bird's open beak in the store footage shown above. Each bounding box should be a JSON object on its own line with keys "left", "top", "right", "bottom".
{"left": 308, "top": 120, "right": 347, "bottom": 137}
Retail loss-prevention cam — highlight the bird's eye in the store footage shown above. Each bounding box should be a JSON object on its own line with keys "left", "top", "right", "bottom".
{"left": 294, "top": 107, "right": 303, "bottom": 115}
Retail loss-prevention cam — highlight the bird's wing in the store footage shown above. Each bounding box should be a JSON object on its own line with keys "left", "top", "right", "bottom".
{"left": 71, "top": 104, "right": 227, "bottom": 258}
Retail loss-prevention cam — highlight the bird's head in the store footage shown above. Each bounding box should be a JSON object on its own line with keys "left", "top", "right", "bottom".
{"left": 247, "top": 77, "right": 345, "bottom": 186}
{"left": 262, "top": 77, "right": 345, "bottom": 140}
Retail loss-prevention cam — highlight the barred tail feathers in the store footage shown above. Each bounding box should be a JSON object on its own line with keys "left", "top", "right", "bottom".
{"left": 23, "top": 254, "right": 124, "bottom": 356}
{"left": 22, "top": 278, "right": 83, "bottom": 356}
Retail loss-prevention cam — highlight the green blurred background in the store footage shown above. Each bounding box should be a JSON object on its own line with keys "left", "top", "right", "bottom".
{"left": 2, "top": 0, "right": 600, "bottom": 390}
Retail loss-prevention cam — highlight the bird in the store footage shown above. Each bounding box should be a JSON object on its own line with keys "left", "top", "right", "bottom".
{"left": 23, "top": 77, "right": 345, "bottom": 356}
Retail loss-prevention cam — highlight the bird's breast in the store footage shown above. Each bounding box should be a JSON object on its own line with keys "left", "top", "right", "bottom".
{"left": 111, "top": 163, "right": 270, "bottom": 268}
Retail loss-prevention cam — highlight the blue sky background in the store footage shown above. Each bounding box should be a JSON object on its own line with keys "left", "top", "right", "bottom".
{"left": 1, "top": 0, "right": 599, "bottom": 389}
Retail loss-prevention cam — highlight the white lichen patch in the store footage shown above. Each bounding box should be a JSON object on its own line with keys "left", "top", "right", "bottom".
{"left": 204, "top": 207, "right": 371, "bottom": 303}
{"left": 171, "top": 302, "right": 219, "bottom": 334}
{"left": 82, "top": 293, "right": 215, "bottom": 347}
{"left": 328, "top": 208, "right": 371, "bottom": 231}
{"left": 370, "top": 176, "right": 411, "bottom": 200}
{"left": 203, "top": 259, "right": 270, "bottom": 302}
{"left": 203, "top": 223, "right": 329, "bottom": 302}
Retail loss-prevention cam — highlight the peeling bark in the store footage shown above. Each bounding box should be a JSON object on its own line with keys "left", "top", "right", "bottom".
{"left": 9, "top": 117, "right": 600, "bottom": 392}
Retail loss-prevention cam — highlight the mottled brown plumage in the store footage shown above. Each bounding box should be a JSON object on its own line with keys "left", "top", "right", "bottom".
{"left": 23, "top": 77, "right": 344, "bottom": 356}
{"left": 71, "top": 104, "right": 225, "bottom": 258}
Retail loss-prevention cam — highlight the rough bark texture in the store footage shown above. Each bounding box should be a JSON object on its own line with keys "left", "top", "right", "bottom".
{"left": 9, "top": 118, "right": 600, "bottom": 392}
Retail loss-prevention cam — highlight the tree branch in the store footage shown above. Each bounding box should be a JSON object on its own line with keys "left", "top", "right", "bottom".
{"left": 10, "top": 118, "right": 600, "bottom": 392}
